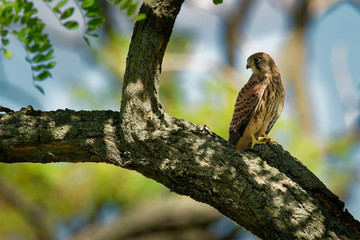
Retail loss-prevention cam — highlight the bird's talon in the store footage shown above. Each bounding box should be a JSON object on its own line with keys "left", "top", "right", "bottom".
{"left": 250, "top": 134, "right": 267, "bottom": 149}
{"left": 260, "top": 132, "right": 277, "bottom": 144}
{"left": 258, "top": 136, "right": 277, "bottom": 144}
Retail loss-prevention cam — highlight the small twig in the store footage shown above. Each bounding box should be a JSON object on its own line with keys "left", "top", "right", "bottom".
{"left": 0, "top": 105, "right": 14, "bottom": 113}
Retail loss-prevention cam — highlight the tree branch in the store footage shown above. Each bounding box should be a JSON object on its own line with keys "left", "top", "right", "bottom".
{"left": 0, "top": 107, "right": 122, "bottom": 165}
{"left": 1, "top": 0, "right": 360, "bottom": 239}
{"left": 2, "top": 107, "right": 359, "bottom": 239}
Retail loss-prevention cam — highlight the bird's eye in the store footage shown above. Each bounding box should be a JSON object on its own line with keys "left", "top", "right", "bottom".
{"left": 253, "top": 57, "right": 260, "bottom": 63}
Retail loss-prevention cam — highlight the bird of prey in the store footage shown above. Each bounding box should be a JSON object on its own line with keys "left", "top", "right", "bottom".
{"left": 228, "top": 52, "right": 285, "bottom": 150}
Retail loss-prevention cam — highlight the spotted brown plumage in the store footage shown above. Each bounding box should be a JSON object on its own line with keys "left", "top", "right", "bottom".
{"left": 228, "top": 52, "right": 285, "bottom": 150}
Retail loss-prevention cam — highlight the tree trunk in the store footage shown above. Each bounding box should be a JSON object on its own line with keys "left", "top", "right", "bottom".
{"left": 1, "top": 0, "right": 360, "bottom": 239}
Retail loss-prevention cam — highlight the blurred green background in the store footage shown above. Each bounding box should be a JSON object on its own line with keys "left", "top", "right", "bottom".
{"left": 1, "top": 0, "right": 360, "bottom": 239}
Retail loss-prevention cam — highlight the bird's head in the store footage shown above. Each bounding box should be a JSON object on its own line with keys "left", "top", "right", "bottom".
{"left": 246, "top": 52, "right": 278, "bottom": 75}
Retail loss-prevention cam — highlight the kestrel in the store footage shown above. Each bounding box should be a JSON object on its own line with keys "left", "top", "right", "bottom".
{"left": 228, "top": 52, "right": 285, "bottom": 150}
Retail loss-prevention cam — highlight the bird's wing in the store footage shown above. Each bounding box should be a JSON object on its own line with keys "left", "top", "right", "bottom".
{"left": 265, "top": 79, "right": 285, "bottom": 135}
{"left": 265, "top": 116, "right": 277, "bottom": 135}
{"left": 228, "top": 77, "right": 267, "bottom": 146}
{"left": 228, "top": 103, "right": 259, "bottom": 146}
{"left": 265, "top": 99, "right": 284, "bottom": 134}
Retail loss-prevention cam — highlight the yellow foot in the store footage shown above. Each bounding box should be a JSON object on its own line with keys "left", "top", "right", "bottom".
{"left": 250, "top": 134, "right": 266, "bottom": 149}
{"left": 259, "top": 132, "right": 277, "bottom": 144}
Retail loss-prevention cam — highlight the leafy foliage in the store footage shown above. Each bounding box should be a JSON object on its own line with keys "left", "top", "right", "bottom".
{"left": 213, "top": 0, "right": 223, "bottom": 5}
{"left": 0, "top": 0, "right": 140, "bottom": 93}
{"left": 0, "top": 0, "right": 56, "bottom": 93}
{"left": 110, "top": 0, "right": 139, "bottom": 17}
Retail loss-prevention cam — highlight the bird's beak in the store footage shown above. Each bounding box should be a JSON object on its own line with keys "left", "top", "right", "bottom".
{"left": 246, "top": 62, "right": 251, "bottom": 69}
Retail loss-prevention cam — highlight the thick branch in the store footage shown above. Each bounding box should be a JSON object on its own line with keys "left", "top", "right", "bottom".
{"left": 1, "top": 108, "right": 360, "bottom": 239}
{"left": 117, "top": 0, "right": 360, "bottom": 239}
{"left": 0, "top": 107, "right": 121, "bottom": 165}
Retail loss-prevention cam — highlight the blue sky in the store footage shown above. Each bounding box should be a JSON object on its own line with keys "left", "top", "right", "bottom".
{"left": 308, "top": 2, "right": 360, "bottom": 137}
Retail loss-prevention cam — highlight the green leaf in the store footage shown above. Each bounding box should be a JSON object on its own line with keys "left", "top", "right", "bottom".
{"left": 34, "top": 22, "right": 45, "bottom": 32}
{"left": 120, "top": 0, "right": 131, "bottom": 10}
{"left": 213, "top": 0, "right": 223, "bottom": 4}
{"left": 127, "top": 3, "right": 138, "bottom": 16}
{"left": 3, "top": 49, "right": 12, "bottom": 59}
{"left": 31, "top": 50, "right": 53, "bottom": 63}
{"left": 39, "top": 42, "right": 51, "bottom": 52}
{"left": 35, "top": 85, "right": 45, "bottom": 95}
{"left": 43, "top": 49, "right": 54, "bottom": 61}
{"left": 83, "top": 36, "right": 90, "bottom": 46}
{"left": 32, "top": 64, "right": 46, "bottom": 71}
{"left": 14, "top": 2, "right": 23, "bottom": 14}
{"left": 24, "top": 2, "right": 35, "bottom": 13}
{"left": 17, "top": 28, "right": 28, "bottom": 41}
{"left": 53, "top": 0, "right": 68, "bottom": 14}
{"left": 21, "top": 15, "right": 29, "bottom": 24}
{"left": 46, "top": 61, "right": 56, "bottom": 69}
{"left": 134, "top": 13, "right": 146, "bottom": 22}
{"left": 26, "top": 17, "right": 38, "bottom": 27}
{"left": 88, "top": 33, "right": 99, "bottom": 38}
{"left": 33, "top": 54, "right": 45, "bottom": 62}
{"left": 1, "top": 29, "right": 9, "bottom": 37}
{"left": 64, "top": 21, "right": 79, "bottom": 30}
{"left": 86, "top": 6, "right": 103, "bottom": 17}
{"left": 32, "top": 62, "right": 56, "bottom": 72}
{"left": 82, "top": 0, "right": 96, "bottom": 9}
{"left": 88, "top": 17, "right": 104, "bottom": 29}
{"left": 13, "top": 15, "right": 20, "bottom": 22}
{"left": 60, "top": 7, "right": 74, "bottom": 20}
{"left": 1, "top": 38, "right": 9, "bottom": 46}
{"left": 35, "top": 70, "right": 51, "bottom": 81}
{"left": 29, "top": 43, "right": 40, "bottom": 52}
{"left": 52, "top": 8, "right": 60, "bottom": 14}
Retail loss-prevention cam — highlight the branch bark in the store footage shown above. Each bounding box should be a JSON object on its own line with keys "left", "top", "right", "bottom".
{"left": 1, "top": 0, "right": 360, "bottom": 239}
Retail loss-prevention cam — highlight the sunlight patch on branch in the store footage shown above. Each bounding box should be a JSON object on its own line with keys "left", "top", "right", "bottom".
{"left": 53, "top": 125, "right": 71, "bottom": 140}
